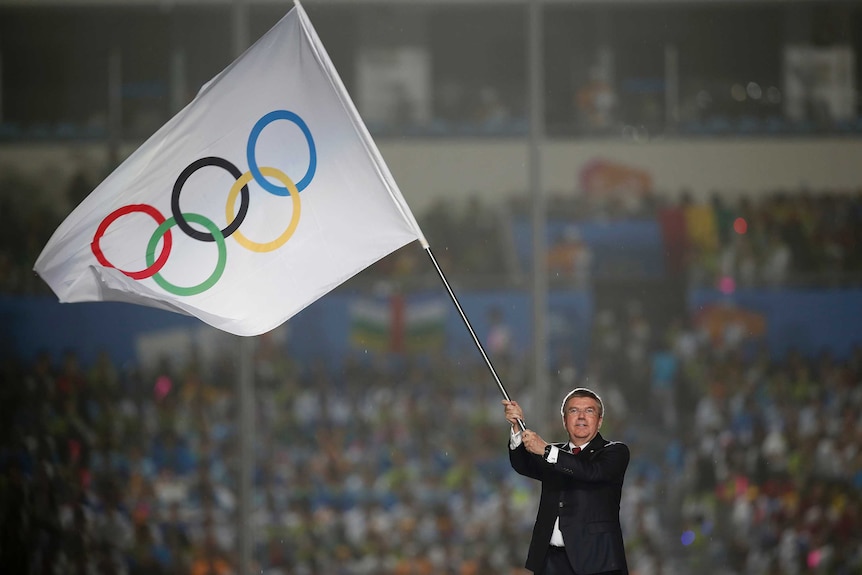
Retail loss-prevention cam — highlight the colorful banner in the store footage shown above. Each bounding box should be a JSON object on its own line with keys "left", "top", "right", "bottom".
{"left": 349, "top": 294, "right": 447, "bottom": 354}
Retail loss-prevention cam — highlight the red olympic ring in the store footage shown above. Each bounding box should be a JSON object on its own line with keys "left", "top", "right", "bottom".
{"left": 91, "top": 204, "right": 173, "bottom": 280}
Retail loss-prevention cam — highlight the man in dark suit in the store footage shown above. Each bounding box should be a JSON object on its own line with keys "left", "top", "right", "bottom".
{"left": 503, "top": 388, "right": 629, "bottom": 575}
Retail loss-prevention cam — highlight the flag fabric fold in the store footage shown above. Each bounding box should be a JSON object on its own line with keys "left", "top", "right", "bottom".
{"left": 35, "top": 1, "right": 427, "bottom": 337}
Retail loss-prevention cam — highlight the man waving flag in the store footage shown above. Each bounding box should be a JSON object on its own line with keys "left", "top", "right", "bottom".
{"left": 34, "top": 1, "right": 427, "bottom": 337}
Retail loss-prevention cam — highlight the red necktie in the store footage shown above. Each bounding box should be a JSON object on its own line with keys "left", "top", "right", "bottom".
{"left": 571, "top": 446, "right": 581, "bottom": 454}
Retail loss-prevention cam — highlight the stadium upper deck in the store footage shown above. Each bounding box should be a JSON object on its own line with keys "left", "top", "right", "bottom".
{"left": 1, "top": 0, "right": 859, "bottom": 139}
{"left": 1, "top": 0, "right": 861, "bottom": 212}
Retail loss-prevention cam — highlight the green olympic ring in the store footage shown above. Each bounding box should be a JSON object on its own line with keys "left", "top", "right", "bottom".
{"left": 146, "top": 213, "right": 227, "bottom": 296}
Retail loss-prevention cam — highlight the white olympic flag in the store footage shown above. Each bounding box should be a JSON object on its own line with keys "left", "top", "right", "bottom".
{"left": 34, "top": 1, "right": 428, "bottom": 337}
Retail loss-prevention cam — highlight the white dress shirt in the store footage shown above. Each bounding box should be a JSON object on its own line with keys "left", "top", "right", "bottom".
{"left": 510, "top": 429, "right": 587, "bottom": 548}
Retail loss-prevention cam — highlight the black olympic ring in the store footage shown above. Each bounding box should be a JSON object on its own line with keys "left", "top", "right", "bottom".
{"left": 171, "top": 157, "right": 250, "bottom": 242}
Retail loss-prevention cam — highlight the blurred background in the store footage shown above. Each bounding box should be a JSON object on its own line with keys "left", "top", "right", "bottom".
{"left": 2, "top": 0, "right": 862, "bottom": 574}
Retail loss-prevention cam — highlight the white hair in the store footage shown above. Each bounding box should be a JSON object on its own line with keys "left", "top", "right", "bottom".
{"left": 560, "top": 387, "right": 604, "bottom": 418}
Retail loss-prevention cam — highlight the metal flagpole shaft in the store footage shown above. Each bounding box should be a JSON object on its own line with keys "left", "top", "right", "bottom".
{"left": 424, "top": 246, "right": 526, "bottom": 431}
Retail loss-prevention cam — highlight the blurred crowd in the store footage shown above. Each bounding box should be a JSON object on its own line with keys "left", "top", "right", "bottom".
{"left": 513, "top": 187, "right": 862, "bottom": 289}
{"left": 673, "top": 190, "right": 862, "bottom": 289}
{"left": 588, "top": 303, "right": 862, "bottom": 574}
{"left": 2, "top": 170, "right": 861, "bottom": 574}
{"left": 0, "top": 339, "right": 536, "bottom": 574}
{"left": 2, "top": 294, "right": 860, "bottom": 575}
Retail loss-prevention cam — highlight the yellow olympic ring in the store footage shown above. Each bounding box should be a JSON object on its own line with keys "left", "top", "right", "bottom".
{"left": 226, "top": 167, "right": 301, "bottom": 253}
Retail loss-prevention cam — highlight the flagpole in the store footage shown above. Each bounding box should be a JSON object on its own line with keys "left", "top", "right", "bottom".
{"left": 424, "top": 246, "right": 526, "bottom": 431}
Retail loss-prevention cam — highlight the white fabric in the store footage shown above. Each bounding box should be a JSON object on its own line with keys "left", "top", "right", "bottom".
{"left": 549, "top": 518, "right": 566, "bottom": 547}
{"left": 509, "top": 428, "right": 522, "bottom": 449}
{"left": 34, "top": 1, "right": 425, "bottom": 337}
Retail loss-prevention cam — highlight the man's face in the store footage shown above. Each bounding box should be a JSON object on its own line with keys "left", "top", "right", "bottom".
{"left": 562, "top": 395, "right": 602, "bottom": 445}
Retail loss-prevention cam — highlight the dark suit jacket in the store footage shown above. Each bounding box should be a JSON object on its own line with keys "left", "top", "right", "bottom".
{"left": 509, "top": 431, "right": 629, "bottom": 574}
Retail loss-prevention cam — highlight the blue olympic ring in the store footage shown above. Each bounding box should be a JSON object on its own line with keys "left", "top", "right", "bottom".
{"left": 247, "top": 110, "right": 317, "bottom": 197}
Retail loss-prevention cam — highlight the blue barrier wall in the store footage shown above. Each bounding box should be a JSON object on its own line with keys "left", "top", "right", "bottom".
{"left": 512, "top": 219, "right": 666, "bottom": 279}
{"left": 689, "top": 289, "right": 862, "bottom": 360}
{"left": 5, "top": 288, "right": 859, "bottom": 370}
{"left": 1, "top": 295, "right": 199, "bottom": 369}
{"left": 1, "top": 290, "right": 593, "bottom": 370}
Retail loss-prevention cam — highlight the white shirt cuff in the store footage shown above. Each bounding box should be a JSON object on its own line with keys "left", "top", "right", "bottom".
{"left": 545, "top": 445, "right": 560, "bottom": 463}
{"left": 509, "top": 428, "right": 522, "bottom": 449}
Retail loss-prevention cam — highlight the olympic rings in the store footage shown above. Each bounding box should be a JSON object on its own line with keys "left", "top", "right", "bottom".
{"left": 147, "top": 213, "right": 227, "bottom": 296}
{"left": 247, "top": 110, "right": 316, "bottom": 197}
{"left": 92, "top": 204, "right": 172, "bottom": 280}
{"left": 226, "top": 167, "right": 301, "bottom": 253}
{"left": 90, "top": 109, "right": 316, "bottom": 297}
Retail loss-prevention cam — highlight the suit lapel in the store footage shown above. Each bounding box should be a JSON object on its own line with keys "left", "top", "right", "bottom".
{"left": 583, "top": 432, "right": 606, "bottom": 457}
